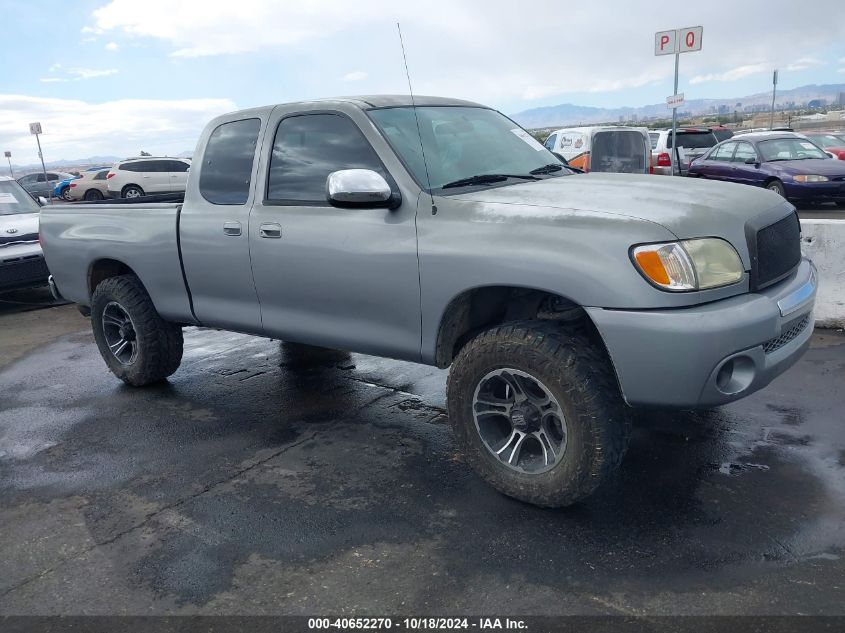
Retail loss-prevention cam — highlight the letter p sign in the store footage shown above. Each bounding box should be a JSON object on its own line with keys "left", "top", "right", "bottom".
{"left": 654, "top": 30, "right": 677, "bottom": 56}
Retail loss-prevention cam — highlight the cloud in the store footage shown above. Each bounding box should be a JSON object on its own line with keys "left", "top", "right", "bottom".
{"left": 342, "top": 71, "right": 368, "bottom": 82}
{"left": 84, "top": 0, "right": 845, "bottom": 106}
{"left": 40, "top": 67, "right": 118, "bottom": 82}
{"left": 785, "top": 57, "right": 824, "bottom": 71}
{"left": 690, "top": 63, "right": 772, "bottom": 85}
{"left": 69, "top": 67, "right": 119, "bottom": 79}
{"left": 105, "top": 41, "right": 119, "bottom": 51}
{"left": 690, "top": 56, "right": 827, "bottom": 85}
{"left": 0, "top": 94, "right": 236, "bottom": 165}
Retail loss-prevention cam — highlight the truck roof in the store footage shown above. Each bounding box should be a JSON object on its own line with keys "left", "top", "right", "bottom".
{"left": 218, "top": 95, "right": 486, "bottom": 120}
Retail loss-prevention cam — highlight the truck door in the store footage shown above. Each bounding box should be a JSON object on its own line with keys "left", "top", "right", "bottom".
{"left": 248, "top": 108, "right": 421, "bottom": 361}
{"left": 178, "top": 117, "right": 265, "bottom": 332}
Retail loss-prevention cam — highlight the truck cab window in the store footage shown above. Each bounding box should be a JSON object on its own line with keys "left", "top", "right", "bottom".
{"left": 200, "top": 118, "right": 260, "bottom": 205}
{"left": 267, "top": 113, "right": 385, "bottom": 203}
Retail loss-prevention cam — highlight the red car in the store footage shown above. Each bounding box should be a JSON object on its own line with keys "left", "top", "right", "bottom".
{"left": 803, "top": 133, "right": 845, "bottom": 160}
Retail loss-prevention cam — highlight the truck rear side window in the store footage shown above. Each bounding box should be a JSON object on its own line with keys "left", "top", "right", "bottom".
{"left": 200, "top": 118, "right": 261, "bottom": 205}
{"left": 267, "top": 113, "right": 385, "bottom": 203}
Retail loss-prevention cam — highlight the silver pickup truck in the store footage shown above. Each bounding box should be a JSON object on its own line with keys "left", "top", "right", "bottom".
{"left": 41, "top": 95, "right": 817, "bottom": 507}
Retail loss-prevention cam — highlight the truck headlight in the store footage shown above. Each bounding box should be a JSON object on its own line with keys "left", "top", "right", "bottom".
{"left": 632, "top": 238, "right": 744, "bottom": 291}
{"left": 793, "top": 175, "right": 829, "bottom": 183}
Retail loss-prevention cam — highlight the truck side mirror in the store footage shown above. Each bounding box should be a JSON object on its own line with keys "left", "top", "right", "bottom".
{"left": 38, "top": 196, "right": 49, "bottom": 206}
{"left": 326, "top": 169, "right": 401, "bottom": 210}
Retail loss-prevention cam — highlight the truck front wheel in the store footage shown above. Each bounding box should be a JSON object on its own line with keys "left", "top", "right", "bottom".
{"left": 447, "top": 321, "right": 630, "bottom": 507}
{"left": 91, "top": 275, "right": 183, "bottom": 386}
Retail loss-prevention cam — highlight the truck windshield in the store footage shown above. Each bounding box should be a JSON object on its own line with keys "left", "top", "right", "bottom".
{"left": 0, "top": 180, "right": 41, "bottom": 215}
{"left": 368, "top": 106, "right": 571, "bottom": 192}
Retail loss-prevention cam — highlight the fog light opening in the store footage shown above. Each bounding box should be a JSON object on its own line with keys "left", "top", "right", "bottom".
{"left": 715, "top": 356, "right": 756, "bottom": 395}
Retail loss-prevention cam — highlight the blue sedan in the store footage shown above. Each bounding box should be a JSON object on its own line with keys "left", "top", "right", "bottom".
{"left": 688, "top": 132, "right": 845, "bottom": 205}
{"left": 53, "top": 176, "right": 79, "bottom": 201}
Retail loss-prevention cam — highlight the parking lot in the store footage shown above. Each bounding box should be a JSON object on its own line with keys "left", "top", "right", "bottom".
{"left": 1, "top": 289, "right": 844, "bottom": 616}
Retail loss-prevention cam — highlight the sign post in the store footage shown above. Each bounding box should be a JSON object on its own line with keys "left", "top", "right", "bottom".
{"left": 655, "top": 26, "right": 702, "bottom": 175}
{"left": 3, "top": 151, "right": 12, "bottom": 178}
{"left": 770, "top": 69, "right": 779, "bottom": 130}
{"left": 29, "top": 122, "right": 51, "bottom": 203}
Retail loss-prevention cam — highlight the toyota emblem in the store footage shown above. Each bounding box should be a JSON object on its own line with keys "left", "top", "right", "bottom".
{"left": 5, "top": 228, "right": 18, "bottom": 234}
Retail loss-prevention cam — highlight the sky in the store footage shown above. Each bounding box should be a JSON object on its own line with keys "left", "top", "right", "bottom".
{"left": 1, "top": 0, "right": 844, "bottom": 165}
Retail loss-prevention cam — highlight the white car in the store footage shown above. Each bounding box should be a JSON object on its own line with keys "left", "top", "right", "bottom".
{"left": 106, "top": 157, "right": 191, "bottom": 199}
{"left": 0, "top": 176, "right": 49, "bottom": 293}
{"left": 67, "top": 168, "right": 111, "bottom": 201}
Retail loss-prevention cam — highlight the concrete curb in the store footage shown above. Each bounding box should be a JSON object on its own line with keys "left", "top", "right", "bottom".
{"left": 801, "top": 219, "right": 845, "bottom": 329}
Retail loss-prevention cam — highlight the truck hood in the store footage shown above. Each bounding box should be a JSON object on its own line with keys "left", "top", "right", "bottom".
{"left": 449, "top": 173, "right": 793, "bottom": 267}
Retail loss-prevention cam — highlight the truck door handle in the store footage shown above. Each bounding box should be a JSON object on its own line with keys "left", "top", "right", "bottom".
{"left": 259, "top": 223, "right": 282, "bottom": 239}
{"left": 223, "top": 221, "right": 242, "bottom": 236}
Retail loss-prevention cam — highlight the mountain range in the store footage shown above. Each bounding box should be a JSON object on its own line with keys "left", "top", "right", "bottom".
{"left": 511, "top": 83, "right": 845, "bottom": 129}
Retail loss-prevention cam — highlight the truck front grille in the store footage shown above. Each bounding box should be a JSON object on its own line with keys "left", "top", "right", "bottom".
{"left": 763, "top": 314, "right": 810, "bottom": 354}
{"left": 753, "top": 212, "right": 801, "bottom": 290}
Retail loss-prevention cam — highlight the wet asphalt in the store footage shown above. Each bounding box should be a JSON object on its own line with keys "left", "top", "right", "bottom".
{"left": 0, "top": 296, "right": 844, "bottom": 616}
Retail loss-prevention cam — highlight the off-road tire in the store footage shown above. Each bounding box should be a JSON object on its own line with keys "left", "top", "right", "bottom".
{"left": 447, "top": 320, "right": 631, "bottom": 507}
{"left": 91, "top": 275, "right": 183, "bottom": 386}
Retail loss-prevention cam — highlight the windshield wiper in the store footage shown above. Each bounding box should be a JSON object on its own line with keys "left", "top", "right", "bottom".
{"left": 441, "top": 173, "right": 540, "bottom": 189}
{"left": 529, "top": 163, "right": 565, "bottom": 175}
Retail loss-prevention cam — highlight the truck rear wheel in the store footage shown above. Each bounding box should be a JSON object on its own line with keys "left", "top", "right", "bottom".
{"left": 447, "top": 320, "right": 630, "bottom": 507}
{"left": 91, "top": 275, "right": 183, "bottom": 386}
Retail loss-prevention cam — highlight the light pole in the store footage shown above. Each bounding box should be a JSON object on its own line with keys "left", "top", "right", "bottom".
{"left": 3, "top": 151, "right": 12, "bottom": 178}
{"left": 770, "top": 70, "right": 778, "bottom": 130}
{"left": 29, "top": 122, "right": 51, "bottom": 203}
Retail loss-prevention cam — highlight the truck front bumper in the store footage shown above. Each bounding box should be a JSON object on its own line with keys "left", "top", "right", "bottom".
{"left": 586, "top": 258, "right": 817, "bottom": 408}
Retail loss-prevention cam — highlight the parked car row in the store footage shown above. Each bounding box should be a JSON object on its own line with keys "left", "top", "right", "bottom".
{"left": 688, "top": 131, "right": 845, "bottom": 206}
{"left": 15, "top": 156, "right": 192, "bottom": 202}
{"left": 540, "top": 125, "right": 844, "bottom": 206}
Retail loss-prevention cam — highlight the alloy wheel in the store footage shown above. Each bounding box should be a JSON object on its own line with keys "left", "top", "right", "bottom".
{"left": 472, "top": 368, "right": 567, "bottom": 474}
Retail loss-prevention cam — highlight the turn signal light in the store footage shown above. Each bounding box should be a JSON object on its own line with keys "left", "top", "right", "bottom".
{"left": 634, "top": 250, "right": 670, "bottom": 285}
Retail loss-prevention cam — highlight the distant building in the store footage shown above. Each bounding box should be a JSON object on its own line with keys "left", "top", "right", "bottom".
{"left": 807, "top": 99, "right": 826, "bottom": 109}
{"left": 838, "top": 92, "right": 845, "bottom": 107}
{"left": 718, "top": 104, "right": 730, "bottom": 115}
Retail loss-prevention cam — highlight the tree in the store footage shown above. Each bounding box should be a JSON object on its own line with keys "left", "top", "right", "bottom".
{"left": 139, "top": 150, "right": 151, "bottom": 156}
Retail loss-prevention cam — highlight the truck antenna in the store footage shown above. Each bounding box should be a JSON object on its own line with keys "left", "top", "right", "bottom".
{"left": 397, "top": 22, "right": 436, "bottom": 213}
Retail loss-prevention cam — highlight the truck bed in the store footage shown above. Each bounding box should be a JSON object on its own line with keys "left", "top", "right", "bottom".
{"left": 39, "top": 201, "right": 197, "bottom": 324}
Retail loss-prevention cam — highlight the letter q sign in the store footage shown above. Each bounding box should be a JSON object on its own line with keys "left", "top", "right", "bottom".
{"left": 655, "top": 27, "right": 703, "bottom": 56}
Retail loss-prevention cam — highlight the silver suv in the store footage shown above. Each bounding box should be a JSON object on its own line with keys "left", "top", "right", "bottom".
{"left": 650, "top": 128, "right": 718, "bottom": 175}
